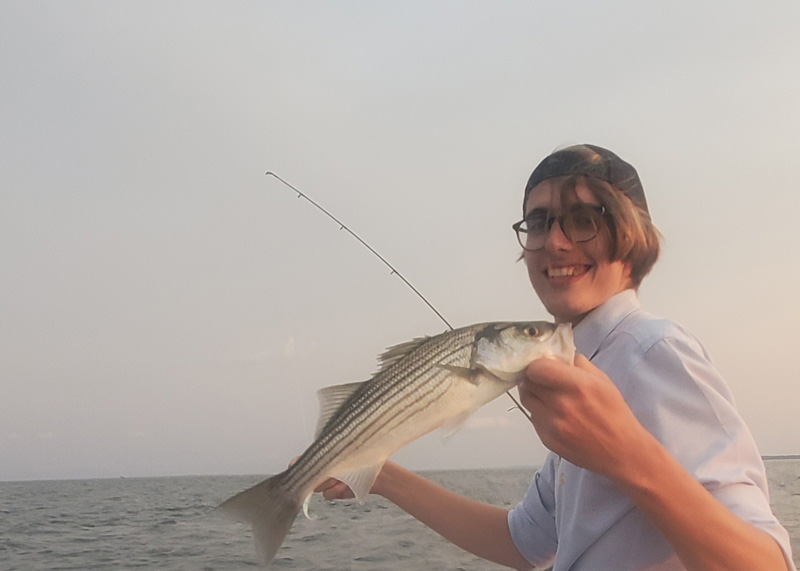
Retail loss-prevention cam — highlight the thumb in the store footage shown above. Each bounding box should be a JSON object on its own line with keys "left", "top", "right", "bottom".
{"left": 572, "top": 353, "right": 618, "bottom": 392}
{"left": 573, "top": 353, "right": 599, "bottom": 373}
{"left": 524, "top": 355, "right": 569, "bottom": 389}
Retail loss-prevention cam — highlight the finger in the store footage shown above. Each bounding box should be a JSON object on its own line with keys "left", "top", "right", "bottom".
{"left": 314, "top": 478, "right": 340, "bottom": 493}
{"left": 516, "top": 384, "right": 549, "bottom": 420}
{"left": 572, "top": 354, "right": 616, "bottom": 390}
{"left": 573, "top": 353, "right": 600, "bottom": 373}
{"left": 322, "top": 481, "right": 354, "bottom": 500}
{"left": 523, "top": 356, "right": 574, "bottom": 390}
{"left": 314, "top": 478, "right": 356, "bottom": 499}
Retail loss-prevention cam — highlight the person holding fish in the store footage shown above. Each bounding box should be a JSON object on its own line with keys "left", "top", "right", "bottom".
{"left": 313, "top": 145, "right": 796, "bottom": 570}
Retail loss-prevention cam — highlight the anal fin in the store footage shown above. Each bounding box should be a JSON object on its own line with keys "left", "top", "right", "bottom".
{"left": 337, "top": 463, "right": 384, "bottom": 504}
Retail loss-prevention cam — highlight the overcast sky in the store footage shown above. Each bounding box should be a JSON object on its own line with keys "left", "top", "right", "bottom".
{"left": 2, "top": 1, "right": 799, "bottom": 481}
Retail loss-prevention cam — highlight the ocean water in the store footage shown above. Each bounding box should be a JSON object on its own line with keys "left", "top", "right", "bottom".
{"left": 1, "top": 461, "right": 798, "bottom": 570}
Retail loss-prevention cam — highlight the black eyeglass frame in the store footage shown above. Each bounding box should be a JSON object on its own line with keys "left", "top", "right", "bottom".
{"left": 512, "top": 204, "right": 607, "bottom": 252}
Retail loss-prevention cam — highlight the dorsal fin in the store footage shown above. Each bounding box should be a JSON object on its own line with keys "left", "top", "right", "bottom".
{"left": 315, "top": 381, "right": 365, "bottom": 438}
{"left": 377, "top": 336, "right": 431, "bottom": 371}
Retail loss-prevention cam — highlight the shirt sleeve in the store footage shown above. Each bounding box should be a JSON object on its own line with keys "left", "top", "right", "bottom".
{"left": 625, "top": 330, "right": 796, "bottom": 569}
{"left": 507, "top": 452, "right": 559, "bottom": 566}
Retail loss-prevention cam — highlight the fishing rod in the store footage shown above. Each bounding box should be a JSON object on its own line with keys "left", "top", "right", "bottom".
{"left": 267, "top": 172, "right": 452, "bottom": 330}
{"left": 267, "top": 171, "right": 531, "bottom": 421}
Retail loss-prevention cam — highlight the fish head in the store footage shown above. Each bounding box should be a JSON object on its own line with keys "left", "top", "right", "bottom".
{"left": 473, "top": 321, "right": 575, "bottom": 383}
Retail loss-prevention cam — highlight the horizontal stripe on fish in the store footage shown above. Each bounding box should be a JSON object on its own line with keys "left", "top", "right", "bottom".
{"left": 281, "top": 334, "right": 476, "bottom": 491}
{"left": 282, "top": 366, "right": 456, "bottom": 492}
{"left": 215, "top": 321, "right": 575, "bottom": 565}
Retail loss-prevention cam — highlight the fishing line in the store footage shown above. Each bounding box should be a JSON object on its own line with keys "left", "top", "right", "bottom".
{"left": 267, "top": 171, "right": 531, "bottom": 421}
{"left": 267, "top": 172, "right": 452, "bottom": 329}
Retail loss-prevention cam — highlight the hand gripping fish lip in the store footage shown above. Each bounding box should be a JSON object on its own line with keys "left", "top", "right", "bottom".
{"left": 215, "top": 320, "right": 575, "bottom": 565}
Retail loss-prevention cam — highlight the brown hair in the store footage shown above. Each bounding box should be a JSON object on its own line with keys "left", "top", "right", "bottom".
{"left": 548, "top": 175, "right": 661, "bottom": 287}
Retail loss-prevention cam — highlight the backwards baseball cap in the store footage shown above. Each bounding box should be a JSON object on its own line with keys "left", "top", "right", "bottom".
{"left": 523, "top": 144, "right": 648, "bottom": 214}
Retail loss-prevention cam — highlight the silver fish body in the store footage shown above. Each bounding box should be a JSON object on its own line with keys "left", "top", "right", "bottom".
{"left": 216, "top": 321, "right": 575, "bottom": 565}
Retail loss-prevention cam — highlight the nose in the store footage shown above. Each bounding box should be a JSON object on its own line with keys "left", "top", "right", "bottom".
{"left": 544, "top": 220, "right": 572, "bottom": 252}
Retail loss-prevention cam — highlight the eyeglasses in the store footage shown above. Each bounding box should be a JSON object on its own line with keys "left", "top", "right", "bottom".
{"left": 512, "top": 205, "right": 606, "bottom": 251}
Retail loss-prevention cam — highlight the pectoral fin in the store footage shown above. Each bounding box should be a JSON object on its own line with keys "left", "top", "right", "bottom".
{"left": 436, "top": 364, "right": 481, "bottom": 385}
{"left": 482, "top": 368, "right": 521, "bottom": 383}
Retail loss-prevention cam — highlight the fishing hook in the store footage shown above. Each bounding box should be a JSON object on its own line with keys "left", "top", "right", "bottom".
{"left": 267, "top": 171, "right": 531, "bottom": 421}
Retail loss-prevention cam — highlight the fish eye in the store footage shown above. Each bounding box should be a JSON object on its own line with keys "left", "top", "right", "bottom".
{"left": 524, "top": 326, "right": 538, "bottom": 337}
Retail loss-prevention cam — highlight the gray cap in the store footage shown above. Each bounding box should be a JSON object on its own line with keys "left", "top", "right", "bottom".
{"left": 523, "top": 144, "right": 648, "bottom": 214}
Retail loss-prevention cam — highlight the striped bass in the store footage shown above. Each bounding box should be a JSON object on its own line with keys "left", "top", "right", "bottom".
{"left": 215, "top": 321, "right": 575, "bottom": 564}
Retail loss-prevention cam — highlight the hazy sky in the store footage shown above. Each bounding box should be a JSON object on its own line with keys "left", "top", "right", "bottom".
{"left": 2, "top": 1, "right": 799, "bottom": 482}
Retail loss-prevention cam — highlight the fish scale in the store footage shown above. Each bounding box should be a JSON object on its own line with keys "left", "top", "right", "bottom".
{"left": 282, "top": 333, "right": 477, "bottom": 491}
{"left": 215, "top": 320, "right": 575, "bottom": 565}
{"left": 282, "top": 358, "right": 457, "bottom": 493}
{"left": 287, "top": 336, "right": 473, "bottom": 471}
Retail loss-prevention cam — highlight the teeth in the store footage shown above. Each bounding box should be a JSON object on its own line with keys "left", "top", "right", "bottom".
{"left": 548, "top": 266, "right": 581, "bottom": 277}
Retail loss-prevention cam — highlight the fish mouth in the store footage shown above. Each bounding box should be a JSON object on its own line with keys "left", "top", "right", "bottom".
{"left": 545, "top": 264, "right": 592, "bottom": 278}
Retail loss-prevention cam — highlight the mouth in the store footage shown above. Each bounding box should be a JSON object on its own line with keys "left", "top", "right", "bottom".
{"left": 546, "top": 264, "right": 592, "bottom": 278}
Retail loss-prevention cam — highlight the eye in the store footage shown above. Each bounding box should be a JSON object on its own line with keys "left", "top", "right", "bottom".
{"left": 572, "top": 211, "right": 596, "bottom": 230}
{"left": 526, "top": 215, "right": 548, "bottom": 235}
{"left": 524, "top": 326, "right": 539, "bottom": 337}
{"left": 568, "top": 205, "right": 603, "bottom": 231}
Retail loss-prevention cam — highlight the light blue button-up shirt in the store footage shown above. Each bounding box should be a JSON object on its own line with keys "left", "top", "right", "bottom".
{"left": 508, "top": 289, "right": 795, "bottom": 570}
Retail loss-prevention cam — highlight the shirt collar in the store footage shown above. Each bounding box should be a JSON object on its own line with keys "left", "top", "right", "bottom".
{"left": 573, "top": 289, "right": 640, "bottom": 359}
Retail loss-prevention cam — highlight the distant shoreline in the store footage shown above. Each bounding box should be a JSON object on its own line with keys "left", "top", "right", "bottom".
{"left": 4, "top": 458, "right": 800, "bottom": 483}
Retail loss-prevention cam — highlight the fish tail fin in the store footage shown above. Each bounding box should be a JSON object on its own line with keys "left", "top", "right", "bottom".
{"left": 215, "top": 473, "right": 302, "bottom": 565}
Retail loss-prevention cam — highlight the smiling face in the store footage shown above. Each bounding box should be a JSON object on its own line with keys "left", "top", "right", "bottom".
{"left": 524, "top": 178, "right": 632, "bottom": 325}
